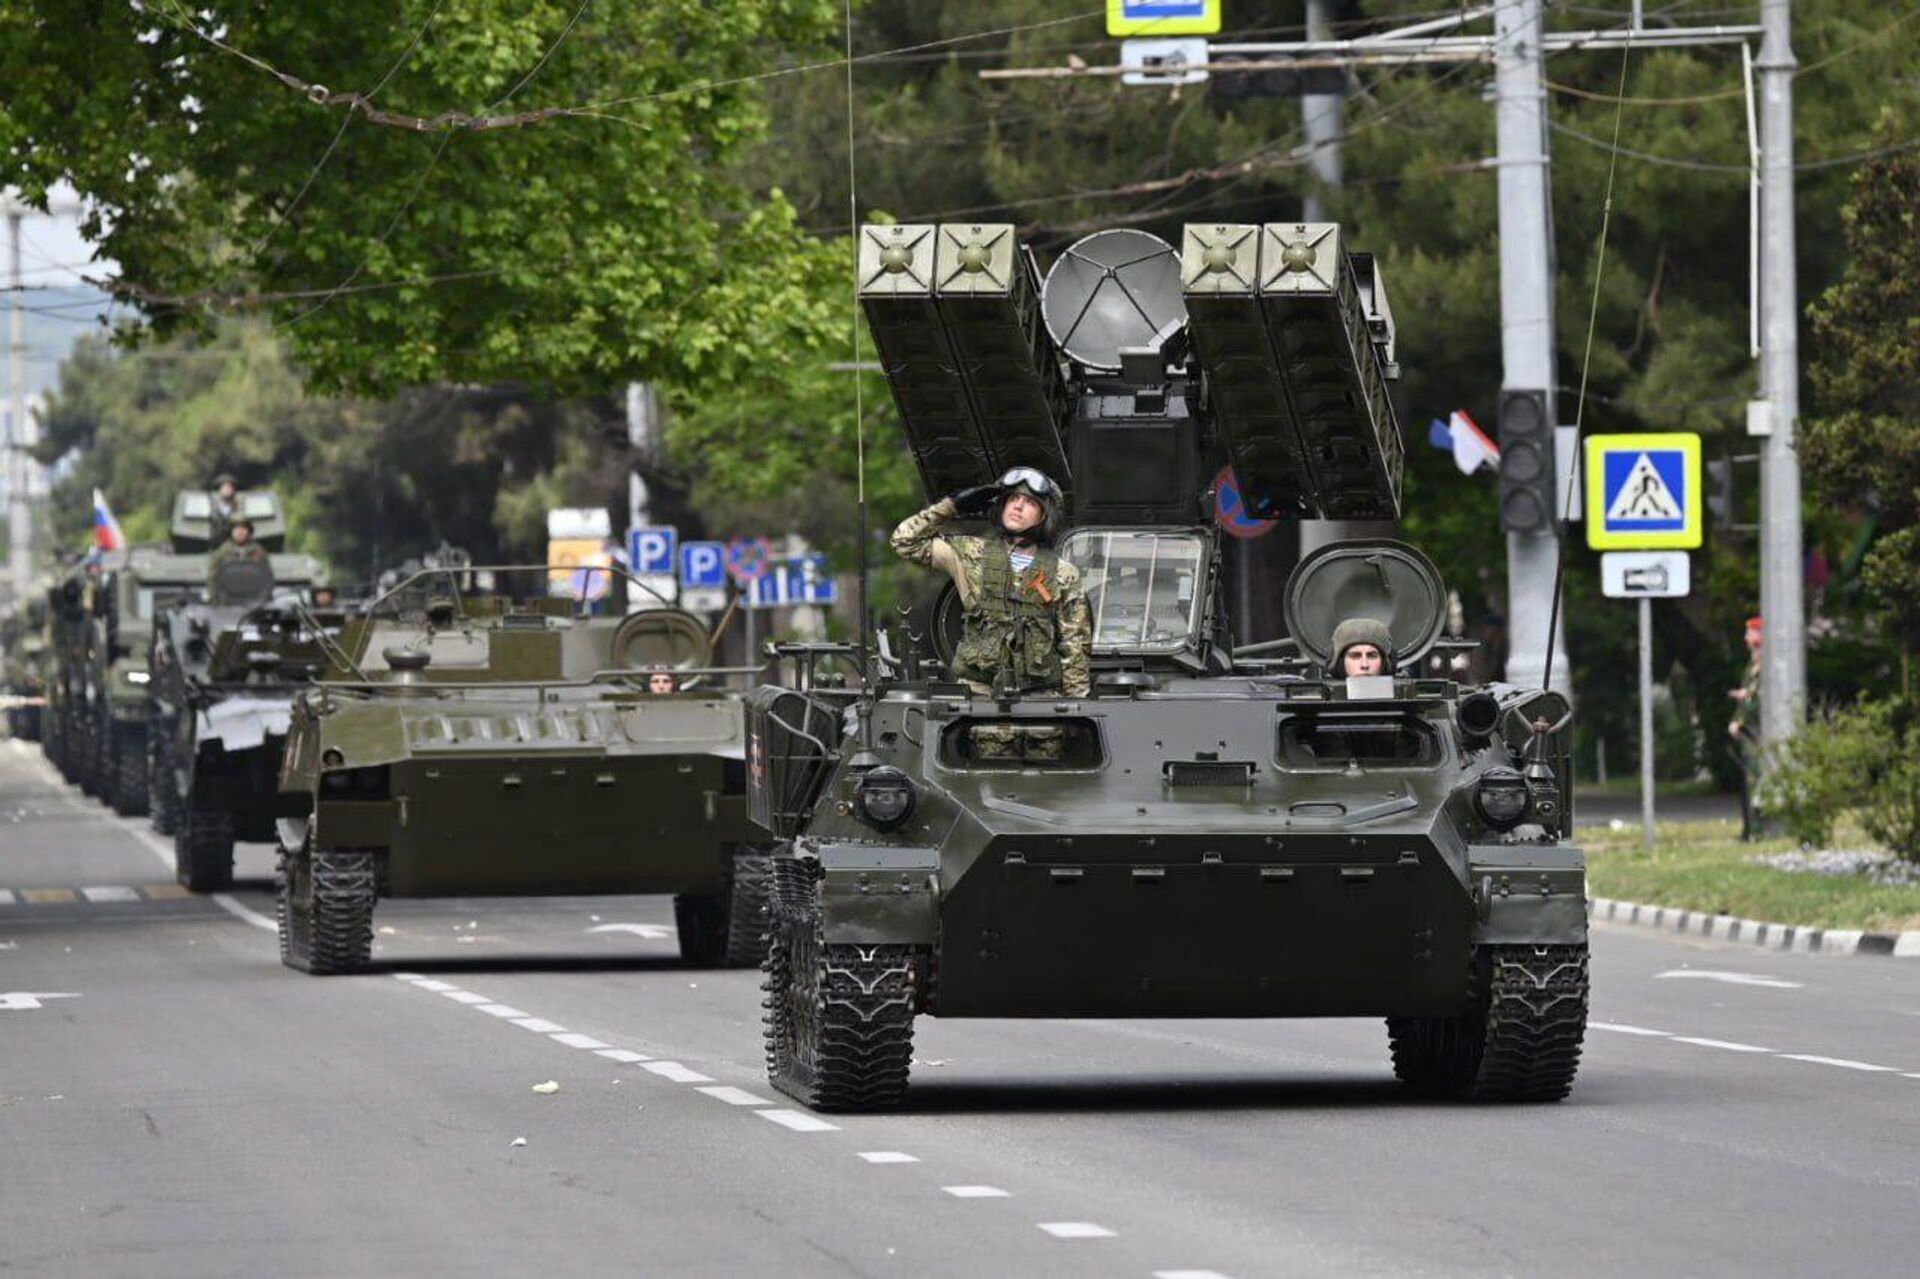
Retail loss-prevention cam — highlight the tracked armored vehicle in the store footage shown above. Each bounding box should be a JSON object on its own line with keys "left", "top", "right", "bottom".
{"left": 275, "top": 566, "right": 771, "bottom": 974}
{"left": 2, "top": 591, "right": 51, "bottom": 741}
{"left": 149, "top": 588, "right": 339, "bottom": 889}
{"left": 752, "top": 221, "right": 1587, "bottom": 1111}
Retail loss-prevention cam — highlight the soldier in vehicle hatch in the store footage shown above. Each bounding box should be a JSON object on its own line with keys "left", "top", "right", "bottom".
{"left": 891, "top": 467, "right": 1092, "bottom": 700}
{"left": 1329, "top": 616, "right": 1394, "bottom": 678}
{"left": 208, "top": 517, "right": 272, "bottom": 604}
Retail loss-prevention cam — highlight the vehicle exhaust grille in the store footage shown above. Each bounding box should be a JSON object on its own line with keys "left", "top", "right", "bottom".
{"left": 1164, "top": 760, "right": 1255, "bottom": 787}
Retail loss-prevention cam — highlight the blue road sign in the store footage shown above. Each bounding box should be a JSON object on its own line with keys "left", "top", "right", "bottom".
{"left": 679, "top": 540, "right": 727, "bottom": 589}
{"left": 1585, "top": 433, "right": 1702, "bottom": 550}
{"left": 1212, "top": 465, "right": 1278, "bottom": 540}
{"left": 745, "top": 555, "right": 839, "bottom": 609}
{"left": 629, "top": 526, "right": 677, "bottom": 574}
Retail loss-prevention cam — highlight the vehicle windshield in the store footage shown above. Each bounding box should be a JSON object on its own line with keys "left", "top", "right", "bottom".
{"left": 1059, "top": 529, "right": 1206, "bottom": 654}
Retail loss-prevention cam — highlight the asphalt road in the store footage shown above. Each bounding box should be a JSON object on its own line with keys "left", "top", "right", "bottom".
{"left": 5, "top": 738, "right": 1917, "bottom": 1278}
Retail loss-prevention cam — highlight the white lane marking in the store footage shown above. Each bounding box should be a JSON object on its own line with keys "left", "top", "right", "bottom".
{"left": 595, "top": 1048, "right": 652, "bottom": 1064}
{"left": 1155, "top": 1271, "right": 1235, "bottom": 1279}
{"left": 586, "top": 922, "right": 675, "bottom": 940}
{"left": 1778, "top": 1054, "right": 1901, "bottom": 1073}
{"left": 1590, "top": 1022, "right": 1672, "bottom": 1036}
{"left": 0, "top": 992, "right": 81, "bottom": 1011}
{"left": 757, "top": 1108, "right": 839, "bottom": 1133}
{"left": 108, "top": 806, "right": 278, "bottom": 932}
{"left": 1905, "top": 1074, "right": 1920, "bottom": 1081}
{"left": 551, "top": 1032, "right": 611, "bottom": 1050}
{"left": 0, "top": 889, "right": 15, "bottom": 906}
{"left": 475, "top": 1004, "right": 530, "bottom": 1018}
{"left": 1038, "top": 1222, "right": 1115, "bottom": 1239}
{"left": 511, "top": 1017, "right": 568, "bottom": 1034}
{"left": 411, "top": 979, "right": 459, "bottom": 993}
{"left": 642, "top": 1061, "right": 713, "bottom": 1084}
{"left": 858, "top": 1151, "right": 920, "bottom": 1164}
{"left": 1656, "top": 969, "right": 1803, "bottom": 989}
{"left": 1672, "top": 1037, "right": 1774, "bottom": 1053}
{"left": 391, "top": 972, "right": 424, "bottom": 981}
{"left": 80, "top": 885, "right": 140, "bottom": 903}
{"left": 697, "top": 1085, "right": 774, "bottom": 1107}
{"left": 442, "top": 990, "right": 493, "bottom": 1005}
{"left": 943, "top": 1185, "right": 1011, "bottom": 1199}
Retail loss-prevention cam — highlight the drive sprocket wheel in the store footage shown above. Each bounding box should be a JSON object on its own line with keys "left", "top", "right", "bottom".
{"left": 279, "top": 833, "right": 378, "bottom": 975}
{"left": 1387, "top": 943, "right": 1588, "bottom": 1102}
{"left": 763, "top": 854, "right": 916, "bottom": 1112}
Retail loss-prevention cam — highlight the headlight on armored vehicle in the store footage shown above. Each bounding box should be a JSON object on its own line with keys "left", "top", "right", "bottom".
{"left": 1474, "top": 767, "right": 1531, "bottom": 828}
{"left": 854, "top": 766, "right": 916, "bottom": 830}
{"left": 123, "top": 669, "right": 151, "bottom": 685}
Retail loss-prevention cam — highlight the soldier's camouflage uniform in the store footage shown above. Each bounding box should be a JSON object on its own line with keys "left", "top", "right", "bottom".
{"left": 892, "top": 497, "right": 1092, "bottom": 761}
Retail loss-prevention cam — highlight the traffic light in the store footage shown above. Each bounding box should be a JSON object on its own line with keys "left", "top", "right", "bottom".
{"left": 1706, "top": 457, "right": 1735, "bottom": 528}
{"left": 1498, "top": 388, "right": 1556, "bottom": 535}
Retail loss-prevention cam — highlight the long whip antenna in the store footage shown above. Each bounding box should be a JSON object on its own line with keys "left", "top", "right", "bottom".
{"left": 1540, "top": 33, "right": 1634, "bottom": 695}
{"left": 844, "top": 0, "right": 873, "bottom": 691}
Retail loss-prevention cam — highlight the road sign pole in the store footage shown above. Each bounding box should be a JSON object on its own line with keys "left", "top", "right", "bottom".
{"left": 1639, "top": 595, "right": 1655, "bottom": 849}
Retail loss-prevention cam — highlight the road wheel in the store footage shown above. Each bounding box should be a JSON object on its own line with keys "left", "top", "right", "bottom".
{"left": 148, "top": 716, "right": 182, "bottom": 835}
{"left": 76, "top": 713, "right": 103, "bottom": 797}
{"left": 764, "top": 853, "right": 916, "bottom": 1112}
{"left": 1388, "top": 943, "right": 1588, "bottom": 1102}
{"left": 109, "top": 722, "right": 148, "bottom": 817}
{"left": 175, "top": 785, "right": 236, "bottom": 893}
{"left": 279, "top": 834, "right": 377, "bottom": 975}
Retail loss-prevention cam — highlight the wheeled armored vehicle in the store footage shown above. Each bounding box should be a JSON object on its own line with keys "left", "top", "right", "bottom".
{"left": 149, "top": 586, "right": 341, "bottom": 889}
{"left": 750, "top": 221, "right": 1588, "bottom": 1110}
{"left": 275, "top": 566, "right": 771, "bottom": 974}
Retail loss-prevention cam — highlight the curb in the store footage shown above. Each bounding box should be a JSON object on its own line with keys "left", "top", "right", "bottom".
{"left": 1590, "top": 896, "right": 1920, "bottom": 958}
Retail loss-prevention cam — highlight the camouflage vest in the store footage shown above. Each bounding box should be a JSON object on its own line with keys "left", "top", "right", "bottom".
{"left": 952, "top": 539, "right": 1063, "bottom": 690}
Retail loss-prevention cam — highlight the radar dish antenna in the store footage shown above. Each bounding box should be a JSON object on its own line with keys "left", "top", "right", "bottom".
{"left": 1040, "top": 230, "right": 1187, "bottom": 373}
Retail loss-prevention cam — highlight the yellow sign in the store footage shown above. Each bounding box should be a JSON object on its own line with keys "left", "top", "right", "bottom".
{"left": 1584, "top": 433, "right": 1703, "bottom": 550}
{"left": 1107, "top": 0, "right": 1222, "bottom": 38}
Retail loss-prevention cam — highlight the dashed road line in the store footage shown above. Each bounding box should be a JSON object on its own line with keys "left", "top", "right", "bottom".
{"left": 551, "top": 1031, "right": 611, "bottom": 1050}
{"left": 643, "top": 1061, "right": 713, "bottom": 1084}
{"left": 859, "top": 1151, "right": 920, "bottom": 1164}
{"left": 412, "top": 978, "right": 459, "bottom": 992}
{"left": 1591, "top": 1022, "right": 1670, "bottom": 1036}
{"left": 475, "top": 1003, "right": 530, "bottom": 1018}
{"left": 1039, "top": 1222, "right": 1116, "bottom": 1239}
{"left": 1671, "top": 1037, "right": 1774, "bottom": 1053}
{"left": 1592, "top": 1020, "right": 1912, "bottom": 1078}
{"left": 696, "top": 1085, "right": 774, "bottom": 1107}
{"left": 1155, "top": 1271, "right": 1234, "bottom": 1279}
{"left": 441, "top": 989, "right": 494, "bottom": 1005}
{"left": 1778, "top": 1054, "right": 1901, "bottom": 1073}
{"left": 511, "top": 1017, "right": 567, "bottom": 1034}
{"left": 595, "top": 1048, "right": 652, "bottom": 1064}
{"left": 943, "top": 1185, "right": 1011, "bottom": 1199}
{"left": 0, "top": 889, "right": 15, "bottom": 905}
{"left": 79, "top": 886, "right": 142, "bottom": 903}
{"left": 757, "top": 1108, "right": 839, "bottom": 1133}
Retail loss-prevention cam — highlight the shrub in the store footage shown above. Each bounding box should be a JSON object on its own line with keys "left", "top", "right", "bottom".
{"left": 1762, "top": 698, "right": 1920, "bottom": 860}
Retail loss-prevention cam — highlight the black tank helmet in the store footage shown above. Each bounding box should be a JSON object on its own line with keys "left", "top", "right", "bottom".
{"left": 989, "top": 466, "right": 1063, "bottom": 546}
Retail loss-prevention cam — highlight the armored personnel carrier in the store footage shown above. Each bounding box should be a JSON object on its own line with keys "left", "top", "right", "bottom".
{"left": 2, "top": 591, "right": 51, "bottom": 740}
{"left": 70, "top": 490, "right": 320, "bottom": 816}
{"left": 275, "top": 565, "right": 770, "bottom": 974}
{"left": 750, "top": 221, "right": 1587, "bottom": 1110}
{"left": 41, "top": 560, "right": 94, "bottom": 783}
{"left": 148, "top": 588, "right": 340, "bottom": 889}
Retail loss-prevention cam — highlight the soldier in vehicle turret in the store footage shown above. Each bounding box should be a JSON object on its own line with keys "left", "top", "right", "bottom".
{"left": 890, "top": 467, "right": 1092, "bottom": 699}
{"left": 1330, "top": 617, "right": 1394, "bottom": 678}
{"left": 208, "top": 517, "right": 273, "bottom": 604}
{"left": 209, "top": 473, "right": 240, "bottom": 533}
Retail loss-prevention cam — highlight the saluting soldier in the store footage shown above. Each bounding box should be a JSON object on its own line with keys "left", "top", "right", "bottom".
{"left": 891, "top": 467, "right": 1092, "bottom": 712}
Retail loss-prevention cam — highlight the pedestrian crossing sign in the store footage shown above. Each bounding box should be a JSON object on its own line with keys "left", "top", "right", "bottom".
{"left": 1585, "top": 433, "right": 1702, "bottom": 550}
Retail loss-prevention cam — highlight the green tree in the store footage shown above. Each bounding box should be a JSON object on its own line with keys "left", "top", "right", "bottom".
{"left": 1805, "top": 119, "right": 1920, "bottom": 670}
{"left": 0, "top": 0, "right": 843, "bottom": 395}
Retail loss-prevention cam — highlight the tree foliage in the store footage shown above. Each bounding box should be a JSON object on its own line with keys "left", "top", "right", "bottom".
{"left": 0, "top": 0, "right": 844, "bottom": 394}
{"left": 1805, "top": 117, "right": 1920, "bottom": 658}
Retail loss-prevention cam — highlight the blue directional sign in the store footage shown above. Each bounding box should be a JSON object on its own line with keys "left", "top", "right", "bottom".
{"left": 746, "top": 555, "right": 839, "bottom": 609}
{"left": 1107, "top": 0, "right": 1221, "bottom": 36}
{"left": 1585, "top": 433, "right": 1702, "bottom": 550}
{"left": 628, "top": 525, "right": 677, "bottom": 575}
{"left": 679, "top": 540, "right": 728, "bottom": 589}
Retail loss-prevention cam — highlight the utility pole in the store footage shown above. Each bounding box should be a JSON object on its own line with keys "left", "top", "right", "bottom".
{"left": 7, "top": 205, "right": 27, "bottom": 607}
{"left": 1755, "top": 0, "right": 1805, "bottom": 759}
{"left": 1493, "top": 0, "right": 1569, "bottom": 694}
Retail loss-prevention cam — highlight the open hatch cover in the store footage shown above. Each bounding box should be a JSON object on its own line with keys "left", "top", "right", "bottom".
{"left": 1282, "top": 539, "right": 1446, "bottom": 671}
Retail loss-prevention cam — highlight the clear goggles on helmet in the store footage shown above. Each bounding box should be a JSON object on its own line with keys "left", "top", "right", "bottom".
{"left": 998, "top": 467, "right": 1058, "bottom": 497}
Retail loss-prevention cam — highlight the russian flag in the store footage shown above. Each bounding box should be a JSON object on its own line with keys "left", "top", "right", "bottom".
{"left": 91, "top": 488, "right": 127, "bottom": 551}
{"left": 1427, "top": 411, "right": 1501, "bottom": 476}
